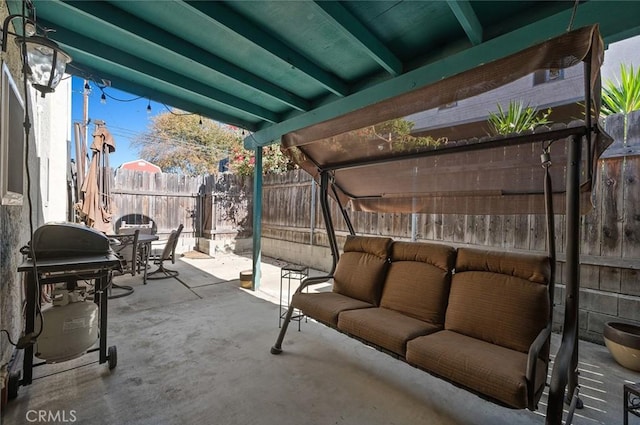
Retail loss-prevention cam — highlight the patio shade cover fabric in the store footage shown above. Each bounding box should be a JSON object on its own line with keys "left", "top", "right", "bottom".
{"left": 79, "top": 125, "right": 116, "bottom": 234}
{"left": 281, "top": 25, "right": 610, "bottom": 215}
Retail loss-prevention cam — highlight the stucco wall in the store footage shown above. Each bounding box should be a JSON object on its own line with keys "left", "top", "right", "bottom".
{"left": 0, "top": 3, "right": 34, "bottom": 392}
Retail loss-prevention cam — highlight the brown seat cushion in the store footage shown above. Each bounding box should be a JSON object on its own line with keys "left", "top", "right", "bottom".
{"left": 338, "top": 307, "right": 441, "bottom": 356}
{"left": 380, "top": 242, "right": 456, "bottom": 324}
{"left": 292, "top": 292, "right": 373, "bottom": 327}
{"left": 332, "top": 236, "right": 392, "bottom": 305}
{"left": 406, "top": 330, "right": 547, "bottom": 409}
{"left": 445, "top": 248, "right": 550, "bottom": 353}
{"left": 455, "top": 248, "right": 551, "bottom": 284}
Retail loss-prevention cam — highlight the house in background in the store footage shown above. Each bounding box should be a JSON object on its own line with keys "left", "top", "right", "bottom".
{"left": 407, "top": 34, "right": 640, "bottom": 141}
{"left": 118, "top": 159, "right": 161, "bottom": 174}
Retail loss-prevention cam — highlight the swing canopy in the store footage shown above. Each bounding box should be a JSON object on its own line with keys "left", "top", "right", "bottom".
{"left": 281, "top": 25, "right": 610, "bottom": 215}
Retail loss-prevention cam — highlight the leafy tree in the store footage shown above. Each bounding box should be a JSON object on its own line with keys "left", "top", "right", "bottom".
{"left": 487, "top": 100, "right": 552, "bottom": 136}
{"left": 229, "top": 144, "right": 296, "bottom": 176}
{"left": 600, "top": 63, "right": 640, "bottom": 144}
{"left": 359, "top": 119, "right": 445, "bottom": 151}
{"left": 134, "top": 109, "right": 296, "bottom": 176}
{"left": 133, "top": 111, "right": 241, "bottom": 176}
{"left": 282, "top": 118, "right": 445, "bottom": 173}
{"left": 601, "top": 64, "right": 640, "bottom": 117}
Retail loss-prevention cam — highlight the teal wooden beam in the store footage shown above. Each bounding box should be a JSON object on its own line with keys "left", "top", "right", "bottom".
{"left": 251, "top": 146, "right": 264, "bottom": 291}
{"left": 446, "top": 1, "right": 483, "bottom": 46}
{"left": 246, "top": 0, "right": 640, "bottom": 148}
{"left": 45, "top": 22, "right": 279, "bottom": 124}
{"left": 49, "top": 0, "right": 309, "bottom": 112}
{"left": 185, "top": 1, "right": 349, "bottom": 97}
{"left": 312, "top": 1, "right": 402, "bottom": 76}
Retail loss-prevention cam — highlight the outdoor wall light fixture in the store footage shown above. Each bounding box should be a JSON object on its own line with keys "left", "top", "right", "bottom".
{"left": 1, "top": 13, "right": 72, "bottom": 97}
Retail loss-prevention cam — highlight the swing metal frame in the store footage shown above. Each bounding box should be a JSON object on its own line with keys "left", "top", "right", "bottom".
{"left": 272, "top": 26, "right": 608, "bottom": 425}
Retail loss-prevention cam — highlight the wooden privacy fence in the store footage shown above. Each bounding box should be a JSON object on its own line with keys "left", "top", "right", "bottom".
{"left": 200, "top": 173, "right": 252, "bottom": 239}
{"left": 111, "top": 169, "right": 251, "bottom": 244}
{"left": 110, "top": 169, "right": 200, "bottom": 239}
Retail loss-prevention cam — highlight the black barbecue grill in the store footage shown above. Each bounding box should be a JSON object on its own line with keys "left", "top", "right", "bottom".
{"left": 9, "top": 222, "right": 121, "bottom": 400}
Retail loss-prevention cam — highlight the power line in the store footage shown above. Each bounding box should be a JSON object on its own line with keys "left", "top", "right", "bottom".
{"left": 72, "top": 120, "right": 239, "bottom": 157}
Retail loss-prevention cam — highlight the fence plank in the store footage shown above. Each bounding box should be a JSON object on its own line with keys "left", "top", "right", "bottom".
{"left": 514, "top": 215, "right": 530, "bottom": 250}
{"left": 487, "top": 215, "right": 503, "bottom": 247}
{"left": 623, "top": 156, "right": 640, "bottom": 259}
{"left": 600, "top": 158, "right": 623, "bottom": 257}
{"left": 529, "top": 214, "right": 546, "bottom": 252}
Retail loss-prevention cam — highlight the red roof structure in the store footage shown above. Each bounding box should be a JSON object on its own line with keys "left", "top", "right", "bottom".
{"left": 119, "top": 159, "right": 161, "bottom": 173}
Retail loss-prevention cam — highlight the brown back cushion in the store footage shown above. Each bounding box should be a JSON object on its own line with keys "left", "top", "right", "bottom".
{"left": 445, "top": 248, "right": 551, "bottom": 353}
{"left": 333, "top": 236, "right": 392, "bottom": 305}
{"left": 380, "top": 242, "right": 456, "bottom": 324}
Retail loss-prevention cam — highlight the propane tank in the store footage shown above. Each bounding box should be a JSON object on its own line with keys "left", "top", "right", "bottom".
{"left": 35, "top": 288, "right": 99, "bottom": 363}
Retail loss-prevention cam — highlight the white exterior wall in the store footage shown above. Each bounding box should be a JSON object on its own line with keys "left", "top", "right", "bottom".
{"left": 602, "top": 34, "right": 640, "bottom": 82}
{"left": 32, "top": 76, "right": 72, "bottom": 223}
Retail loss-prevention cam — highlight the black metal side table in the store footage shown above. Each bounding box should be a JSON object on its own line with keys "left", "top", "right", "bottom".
{"left": 280, "top": 264, "right": 308, "bottom": 330}
{"left": 625, "top": 382, "right": 640, "bottom": 425}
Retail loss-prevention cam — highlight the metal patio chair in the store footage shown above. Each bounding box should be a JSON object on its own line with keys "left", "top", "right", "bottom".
{"left": 147, "top": 224, "right": 184, "bottom": 280}
{"left": 109, "top": 229, "right": 140, "bottom": 298}
{"left": 118, "top": 223, "right": 155, "bottom": 277}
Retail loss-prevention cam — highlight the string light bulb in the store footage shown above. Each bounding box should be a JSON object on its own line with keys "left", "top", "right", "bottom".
{"left": 100, "top": 92, "right": 106, "bottom": 104}
{"left": 146, "top": 100, "right": 152, "bottom": 114}
{"left": 199, "top": 116, "right": 203, "bottom": 126}
{"left": 83, "top": 81, "right": 91, "bottom": 95}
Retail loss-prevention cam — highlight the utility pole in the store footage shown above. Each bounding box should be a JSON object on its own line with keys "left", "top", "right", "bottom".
{"left": 82, "top": 78, "right": 90, "bottom": 178}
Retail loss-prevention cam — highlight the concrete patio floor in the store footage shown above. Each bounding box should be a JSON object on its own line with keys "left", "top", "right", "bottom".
{"left": 2, "top": 252, "right": 639, "bottom": 425}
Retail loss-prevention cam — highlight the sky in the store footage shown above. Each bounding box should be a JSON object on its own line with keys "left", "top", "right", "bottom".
{"left": 71, "top": 76, "right": 163, "bottom": 168}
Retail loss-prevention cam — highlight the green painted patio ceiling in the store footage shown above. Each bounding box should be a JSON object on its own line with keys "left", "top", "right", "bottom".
{"left": 15, "top": 0, "right": 640, "bottom": 147}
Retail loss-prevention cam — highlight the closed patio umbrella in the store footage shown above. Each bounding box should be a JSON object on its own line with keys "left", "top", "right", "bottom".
{"left": 79, "top": 122, "right": 115, "bottom": 234}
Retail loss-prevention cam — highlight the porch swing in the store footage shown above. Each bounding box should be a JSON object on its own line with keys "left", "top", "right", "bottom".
{"left": 270, "top": 25, "right": 611, "bottom": 425}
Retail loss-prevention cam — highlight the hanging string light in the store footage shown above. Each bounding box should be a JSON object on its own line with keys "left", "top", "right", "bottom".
{"left": 146, "top": 100, "right": 151, "bottom": 114}
{"left": 100, "top": 92, "right": 106, "bottom": 104}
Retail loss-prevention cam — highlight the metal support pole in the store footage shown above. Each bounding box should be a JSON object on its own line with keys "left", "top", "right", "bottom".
{"left": 98, "top": 274, "right": 108, "bottom": 364}
{"left": 565, "top": 134, "right": 582, "bottom": 407}
{"left": 310, "top": 178, "right": 316, "bottom": 245}
{"left": 543, "top": 148, "right": 556, "bottom": 320}
{"left": 332, "top": 184, "right": 354, "bottom": 236}
{"left": 251, "top": 147, "right": 263, "bottom": 291}
{"left": 271, "top": 170, "right": 338, "bottom": 354}
{"left": 546, "top": 134, "right": 581, "bottom": 425}
{"left": 321, "top": 172, "right": 340, "bottom": 271}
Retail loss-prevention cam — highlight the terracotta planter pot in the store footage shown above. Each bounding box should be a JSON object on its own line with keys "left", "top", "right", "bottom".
{"left": 239, "top": 270, "right": 253, "bottom": 289}
{"left": 603, "top": 322, "right": 640, "bottom": 372}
